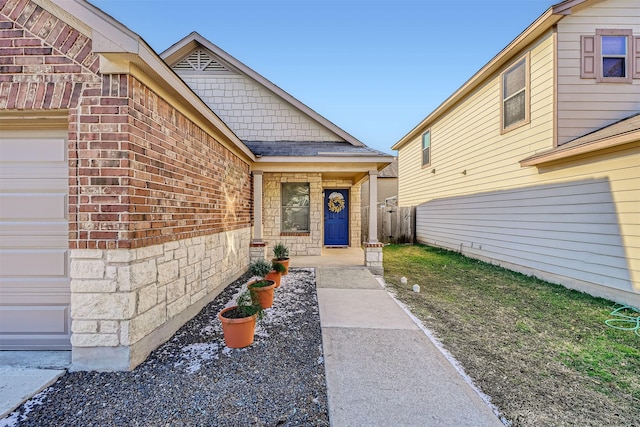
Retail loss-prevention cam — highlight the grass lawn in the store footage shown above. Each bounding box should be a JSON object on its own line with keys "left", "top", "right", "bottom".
{"left": 383, "top": 244, "right": 639, "bottom": 427}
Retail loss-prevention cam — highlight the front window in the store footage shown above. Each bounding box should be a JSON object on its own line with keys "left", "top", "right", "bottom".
{"left": 582, "top": 29, "right": 634, "bottom": 83}
{"left": 422, "top": 130, "right": 431, "bottom": 166}
{"left": 601, "top": 35, "right": 627, "bottom": 78}
{"left": 501, "top": 55, "right": 529, "bottom": 132}
{"left": 281, "top": 183, "right": 310, "bottom": 232}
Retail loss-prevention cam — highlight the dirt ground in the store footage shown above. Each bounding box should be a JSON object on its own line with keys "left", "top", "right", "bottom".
{"left": 383, "top": 244, "right": 639, "bottom": 427}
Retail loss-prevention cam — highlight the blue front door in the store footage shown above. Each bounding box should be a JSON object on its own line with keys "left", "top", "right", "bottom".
{"left": 324, "top": 189, "right": 349, "bottom": 246}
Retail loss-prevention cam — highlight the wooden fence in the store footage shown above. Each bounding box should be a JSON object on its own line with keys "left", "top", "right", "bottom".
{"left": 362, "top": 206, "right": 415, "bottom": 244}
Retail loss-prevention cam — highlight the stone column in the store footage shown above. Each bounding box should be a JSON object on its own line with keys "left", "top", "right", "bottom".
{"left": 252, "top": 171, "right": 263, "bottom": 243}
{"left": 250, "top": 171, "right": 267, "bottom": 262}
{"left": 368, "top": 170, "right": 378, "bottom": 243}
{"left": 364, "top": 170, "right": 383, "bottom": 274}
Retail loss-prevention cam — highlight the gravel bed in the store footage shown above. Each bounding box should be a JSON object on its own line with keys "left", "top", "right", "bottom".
{"left": 1, "top": 268, "right": 329, "bottom": 427}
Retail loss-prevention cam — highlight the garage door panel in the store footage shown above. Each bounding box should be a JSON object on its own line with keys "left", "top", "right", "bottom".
{"left": 0, "top": 250, "right": 68, "bottom": 277}
{"left": 0, "top": 231, "right": 68, "bottom": 250}
{"left": 0, "top": 193, "right": 67, "bottom": 220}
{"left": 0, "top": 138, "right": 66, "bottom": 162}
{"left": 0, "top": 305, "right": 70, "bottom": 334}
{"left": 0, "top": 278, "right": 71, "bottom": 294}
{"left": 0, "top": 176, "right": 69, "bottom": 191}
{"left": 0, "top": 135, "right": 70, "bottom": 350}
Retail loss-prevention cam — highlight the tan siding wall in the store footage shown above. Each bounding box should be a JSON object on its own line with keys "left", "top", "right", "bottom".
{"left": 556, "top": 0, "right": 640, "bottom": 144}
{"left": 398, "top": 32, "right": 555, "bottom": 207}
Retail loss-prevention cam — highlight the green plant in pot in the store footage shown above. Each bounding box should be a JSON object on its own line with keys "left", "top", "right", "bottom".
{"left": 218, "top": 289, "right": 264, "bottom": 348}
{"left": 272, "top": 242, "right": 290, "bottom": 275}
{"left": 247, "top": 259, "right": 277, "bottom": 308}
{"left": 266, "top": 260, "right": 286, "bottom": 288}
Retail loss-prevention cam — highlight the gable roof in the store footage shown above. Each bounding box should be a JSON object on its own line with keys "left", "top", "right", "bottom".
{"left": 161, "top": 32, "right": 365, "bottom": 147}
{"left": 392, "top": 0, "right": 604, "bottom": 151}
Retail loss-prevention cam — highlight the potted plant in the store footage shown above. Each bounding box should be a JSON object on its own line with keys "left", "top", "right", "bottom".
{"left": 218, "top": 289, "right": 263, "bottom": 348}
{"left": 272, "top": 242, "right": 290, "bottom": 275}
{"left": 266, "top": 260, "right": 286, "bottom": 288}
{"left": 248, "top": 259, "right": 277, "bottom": 309}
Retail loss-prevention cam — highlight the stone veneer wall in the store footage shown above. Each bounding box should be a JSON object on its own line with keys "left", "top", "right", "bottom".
{"left": 262, "top": 173, "right": 361, "bottom": 256}
{"left": 70, "top": 228, "right": 250, "bottom": 371}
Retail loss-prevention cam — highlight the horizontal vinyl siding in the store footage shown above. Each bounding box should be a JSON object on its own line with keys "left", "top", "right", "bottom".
{"left": 416, "top": 145, "right": 639, "bottom": 296}
{"left": 398, "top": 32, "right": 555, "bottom": 207}
{"left": 556, "top": 0, "right": 640, "bottom": 145}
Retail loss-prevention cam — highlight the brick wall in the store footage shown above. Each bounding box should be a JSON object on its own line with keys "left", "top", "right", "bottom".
{"left": 0, "top": 0, "right": 100, "bottom": 108}
{"left": 71, "top": 74, "right": 253, "bottom": 250}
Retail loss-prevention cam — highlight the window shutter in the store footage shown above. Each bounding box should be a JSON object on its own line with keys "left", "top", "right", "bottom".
{"left": 581, "top": 35, "right": 596, "bottom": 79}
{"left": 633, "top": 36, "right": 640, "bottom": 79}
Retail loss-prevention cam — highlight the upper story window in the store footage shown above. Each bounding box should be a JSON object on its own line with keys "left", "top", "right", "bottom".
{"left": 501, "top": 54, "right": 530, "bottom": 132}
{"left": 421, "top": 130, "right": 431, "bottom": 166}
{"left": 281, "top": 183, "right": 310, "bottom": 232}
{"left": 581, "top": 29, "right": 638, "bottom": 83}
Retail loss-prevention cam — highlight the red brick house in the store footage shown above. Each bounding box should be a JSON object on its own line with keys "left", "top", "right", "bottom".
{"left": 0, "top": 0, "right": 391, "bottom": 370}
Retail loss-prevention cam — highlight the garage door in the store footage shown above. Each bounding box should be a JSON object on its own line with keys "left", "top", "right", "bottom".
{"left": 0, "top": 133, "right": 71, "bottom": 349}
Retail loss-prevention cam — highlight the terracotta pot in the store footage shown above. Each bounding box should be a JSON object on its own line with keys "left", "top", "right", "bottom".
{"left": 273, "top": 258, "right": 290, "bottom": 275}
{"left": 248, "top": 279, "right": 276, "bottom": 309}
{"left": 265, "top": 270, "right": 282, "bottom": 288}
{"left": 218, "top": 306, "right": 257, "bottom": 348}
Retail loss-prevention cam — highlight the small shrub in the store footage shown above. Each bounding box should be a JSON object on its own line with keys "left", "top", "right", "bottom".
{"left": 272, "top": 260, "right": 286, "bottom": 274}
{"left": 273, "top": 242, "right": 289, "bottom": 260}
{"left": 249, "top": 258, "right": 272, "bottom": 277}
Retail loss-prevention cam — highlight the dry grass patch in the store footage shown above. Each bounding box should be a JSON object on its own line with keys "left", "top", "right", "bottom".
{"left": 383, "top": 244, "right": 639, "bottom": 427}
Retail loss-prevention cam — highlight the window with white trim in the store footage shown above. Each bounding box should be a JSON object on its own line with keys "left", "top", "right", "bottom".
{"left": 501, "top": 55, "right": 530, "bottom": 132}
{"left": 421, "top": 130, "right": 431, "bottom": 166}
{"left": 581, "top": 29, "right": 638, "bottom": 83}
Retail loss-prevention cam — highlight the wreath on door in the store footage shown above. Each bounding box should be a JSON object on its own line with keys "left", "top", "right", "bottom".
{"left": 327, "top": 192, "right": 345, "bottom": 213}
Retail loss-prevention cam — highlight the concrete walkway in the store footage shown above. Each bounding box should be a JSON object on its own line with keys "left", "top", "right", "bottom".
{"left": 314, "top": 265, "right": 503, "bottom": 427}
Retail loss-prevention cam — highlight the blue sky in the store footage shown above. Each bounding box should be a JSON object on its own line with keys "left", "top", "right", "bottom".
{"left": 91, "top": 0, "right": 554, "bottom": 154}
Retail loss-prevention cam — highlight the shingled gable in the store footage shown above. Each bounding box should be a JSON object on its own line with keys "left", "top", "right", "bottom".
{"left": 160, "top": 32, "right": 367, "bottom": 149}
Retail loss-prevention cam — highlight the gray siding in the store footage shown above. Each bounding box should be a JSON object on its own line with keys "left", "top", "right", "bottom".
{"left": 416, "top": 178, "right": 635, "bottom": 294}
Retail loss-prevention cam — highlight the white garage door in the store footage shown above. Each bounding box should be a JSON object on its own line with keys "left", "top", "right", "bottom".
{"left": 0, "top": 132, "right": 71, "bottom": 349}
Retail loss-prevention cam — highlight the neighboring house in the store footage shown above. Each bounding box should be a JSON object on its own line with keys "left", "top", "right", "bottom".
{"left": 361, "top": 157, "right": 398, "bottom": 208}
{"left": 392, "top": 0, "right": 639, "bottom": 306}
{"left": 0, "top": 0, "right": 391, "bottom": 371}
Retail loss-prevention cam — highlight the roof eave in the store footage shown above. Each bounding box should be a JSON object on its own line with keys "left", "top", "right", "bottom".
{"left": 520, "top": 129, "right": 640, "bottom": 166}
{"left": 392, "top": 7, "right": 564, "bottom": 151}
